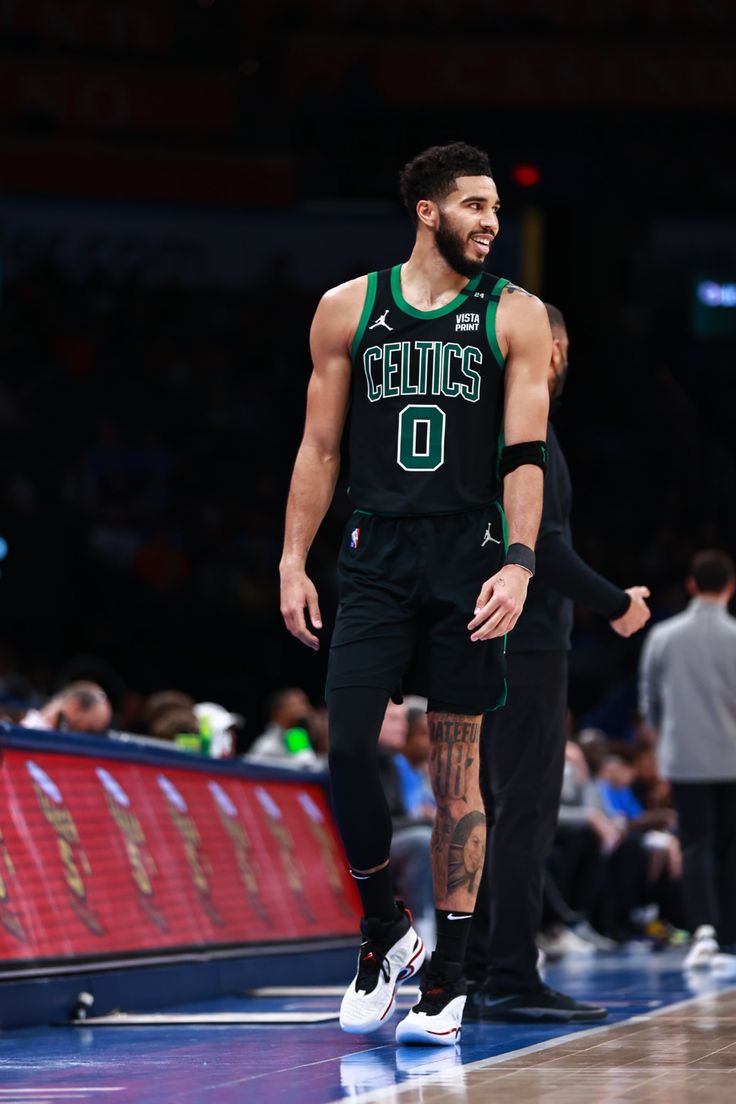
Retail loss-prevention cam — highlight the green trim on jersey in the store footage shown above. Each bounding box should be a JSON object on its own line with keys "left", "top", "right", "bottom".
{"left": 350, "top": 271, "right": 378, "bottom": 359}
{"left": 495, "top": 428, "right": 505, "bottom": 485}
{"left": 489, "top": 678, "right": 508, "bottom": 711}
{"left": 493, "top": 499, "right": 509, "bottom": 553}
{"left": 485, "top": 276, "right": 509, "bottom": 370}
{"left": 390, "top": 264, "right": 483, "bottom": 319}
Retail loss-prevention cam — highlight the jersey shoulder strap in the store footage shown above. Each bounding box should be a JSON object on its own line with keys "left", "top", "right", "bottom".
{"left": 350, "top": 271, "right": 378, "bottom": 359}
{"left": 480, "top": 273, "right": 509, "bottom": 369}
{"left": 350, "top": 269, "right": 396, "bottom": 359}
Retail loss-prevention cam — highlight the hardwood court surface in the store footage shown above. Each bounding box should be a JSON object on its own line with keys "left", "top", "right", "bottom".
{"left": 0, "top": 951, "right": 734, "bottom": 1103}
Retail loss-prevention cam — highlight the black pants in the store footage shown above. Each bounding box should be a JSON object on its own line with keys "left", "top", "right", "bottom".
{"left": 671, "top": 780, "right": 736, "bottom": 944}
{"left": 465, "top": 651, "right": 568, "bottom": 990}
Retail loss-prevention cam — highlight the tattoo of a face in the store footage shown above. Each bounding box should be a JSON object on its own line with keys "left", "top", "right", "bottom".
{"left": 447, "top": 811, "right": 486, "bottom": 895}
{"left": 428, "top": 717, "right": 481, "bottom": 803}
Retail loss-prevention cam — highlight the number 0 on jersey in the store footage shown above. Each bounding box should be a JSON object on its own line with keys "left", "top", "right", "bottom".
{"left": 397, "top": 405, "right": 446, "bottom": 472}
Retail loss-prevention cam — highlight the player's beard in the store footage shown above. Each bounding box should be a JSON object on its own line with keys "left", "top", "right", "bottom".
{"left": 435, "top": 213, "right": 486, "bottom": 279}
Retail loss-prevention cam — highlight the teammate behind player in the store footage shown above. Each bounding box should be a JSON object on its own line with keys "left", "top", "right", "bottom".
{"left": 280, "top": 143, "right": 551, "bottom": 1045}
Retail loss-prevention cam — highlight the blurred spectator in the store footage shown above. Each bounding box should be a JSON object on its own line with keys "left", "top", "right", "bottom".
{"left": 630, "top": 741, "right": 673, "bottom": 811}
{"left": 307, "top": 704, "right": 329, "bottom": 763}
{"left": 393, "top": 707, "right": 435, "bottom": 820}
{"left": 194, "top": 700, "right": 243, "bottom": 758}
{"left": 639, "top": 549, "right": 736, "bottom": 967}
{"left": 20, "top": 681, "right": 111, "bottom": 734}
{"left": 552, "top": 741, "right": 683, "bottom": 946}
{"left": 541, "top": 741, "right": 622, "bottom": 956}
{"left": 144, "top": 689, "right": 196, "bottom": 723}
{"left": 245, "top": 686, "right": 319, "bottom": 767}
{"left": 597, "top": 753, "right": 677, "bottom": 837}
{"left": 149, "top": 705, "right": 200, "bottom": 744}
{"left": 577, "top": 727, "right": 610, "bottom": 778}
{"left": 143, "top": 689, "right": 197, "bottom": 736}
{"left": 596, "top": 754, "right": 683, "bottom": 926}
{"left": 597, "top": 754, "right": 648, "bottom": 821}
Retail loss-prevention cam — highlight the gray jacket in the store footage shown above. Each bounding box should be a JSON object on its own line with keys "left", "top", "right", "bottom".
{"left": 639, "top": 598, "right": 736, "bottom": 782}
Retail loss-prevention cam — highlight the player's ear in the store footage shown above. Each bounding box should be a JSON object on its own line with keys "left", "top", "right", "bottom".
{"left": 416, "top": 199, "right": 438, "bottom": 230}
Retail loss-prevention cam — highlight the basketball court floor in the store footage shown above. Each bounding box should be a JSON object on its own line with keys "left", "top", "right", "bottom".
{"left": 1, "top": 951, "right": 735, "bottom": 1103}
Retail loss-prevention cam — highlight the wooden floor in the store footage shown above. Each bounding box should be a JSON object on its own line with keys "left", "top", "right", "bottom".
{"left": 362, "top": 988, "right": 736, "bottom": 1104}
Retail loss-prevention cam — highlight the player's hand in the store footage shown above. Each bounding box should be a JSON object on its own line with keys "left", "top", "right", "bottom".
{"left": 610, "top": 585, "right": 651, "bottom": 638}
{"left": 468, "top": 564, "right": 531, "bottom": 641}
{"left": 280, "top": 566, "right": 322, "bottom": 650}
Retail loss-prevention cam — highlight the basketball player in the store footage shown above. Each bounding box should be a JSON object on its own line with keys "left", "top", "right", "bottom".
{"left": 280, "top": 143, "right": 551, "bottom": 1045}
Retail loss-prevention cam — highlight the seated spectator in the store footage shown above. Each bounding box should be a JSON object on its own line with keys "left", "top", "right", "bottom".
{"left": 393, "top": 706, "right": 435, "bottom": 820}
{"left": 630, "top": 741, "right": 673, "bottom": 813}
{"left": 20, "top": 681, "right": 111, "bottom": 734}
{"left": 547, "top": 740, "right": 683, "bottom": 946}
{"left": 194, "top": 700, "right": 244, "bottom": 758}
{"left": 596, "top": 753, "right": 684, "bottom": 936}
{"left": 149, "top": 705, "right": 200, "bottom": 744}
{"left": 245, "top": 686, "right": 320, "bottom": 768}
{"left": 143, "top": 689, "right": 196, "bottom": 735}
{"left": 577, "top": 727, "right": 611, "bottom": 778}
{"left": 597, "top": 753, "right": 678, "bottom": 837}
{"left": 305, "top": 704, "right": 329, "bottom": 767}
{"left": 541, "top": 741, "right": 622, "bottom": 957}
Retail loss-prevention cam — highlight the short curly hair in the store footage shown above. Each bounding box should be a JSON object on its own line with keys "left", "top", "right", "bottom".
{"left": 399, "top": 142, "right": 494, "bottom": 225}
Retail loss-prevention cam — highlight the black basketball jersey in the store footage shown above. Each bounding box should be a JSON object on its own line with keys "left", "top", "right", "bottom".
{"left": 348, "top": 264, "right": 509, "bottom": 515}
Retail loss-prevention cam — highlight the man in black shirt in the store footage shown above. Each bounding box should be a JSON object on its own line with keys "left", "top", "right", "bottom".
{"left": 464, "top": 303, "right": 651, "bottom": 1022}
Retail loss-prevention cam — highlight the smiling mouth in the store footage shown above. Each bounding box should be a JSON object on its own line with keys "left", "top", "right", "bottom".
{"left": 470, "top": 236, "right": 492, "bottom": 255}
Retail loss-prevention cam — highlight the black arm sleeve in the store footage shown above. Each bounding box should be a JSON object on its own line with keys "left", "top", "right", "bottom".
{"left": 535, "top": 533, "right": 631, "bottom": 620}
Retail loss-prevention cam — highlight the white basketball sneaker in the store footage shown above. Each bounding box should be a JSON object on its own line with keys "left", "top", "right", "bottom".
{"left": 339, "top": 904, "right": 425, "bottom": 1034}
{"left": 395, "top": 956, "right": 466, "bottom": 1046}
{"left": 683, "top": 924, "right": 719, "bottom": 970}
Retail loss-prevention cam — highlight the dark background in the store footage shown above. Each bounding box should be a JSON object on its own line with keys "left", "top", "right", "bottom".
{"left": 1, "top": 0, "right": 735, "bottom": 745}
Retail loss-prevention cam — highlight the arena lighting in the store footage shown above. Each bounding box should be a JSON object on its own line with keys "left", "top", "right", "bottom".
{"left": 697, "top": 279, "right": 736, "bottom": 308}
{"left": 511, "top": 163, "right": 541, "bottom": 188}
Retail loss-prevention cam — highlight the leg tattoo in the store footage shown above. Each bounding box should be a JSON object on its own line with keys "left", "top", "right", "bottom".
{"left": 428, "top": 712, "right": 486, "bottom": 913}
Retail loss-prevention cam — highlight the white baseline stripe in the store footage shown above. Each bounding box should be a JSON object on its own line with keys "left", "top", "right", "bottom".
{"left": 324, "top": 985, "right": 736, "bottom": 1104}
{"left": 248, "top": 986, "right": 421, "bottom": 999}
{"left": 79, "top": 1012, "right": 337, "bottom": 1025}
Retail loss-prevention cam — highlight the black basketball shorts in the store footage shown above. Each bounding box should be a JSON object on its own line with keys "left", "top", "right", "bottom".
{"left": 326, "top": 504, "right": 508, "bottom": 714}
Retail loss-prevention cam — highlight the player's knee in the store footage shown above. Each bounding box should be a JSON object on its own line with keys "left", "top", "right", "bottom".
{"left": 327, "top": 739, "right": 374, "bottom": 779}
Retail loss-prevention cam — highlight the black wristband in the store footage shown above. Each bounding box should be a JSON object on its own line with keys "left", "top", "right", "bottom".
{"left": 504, "top": 543, "right": 536, "bottom": 576}
{"left": 499, "top": 441, "right": 548, "bottom": 479}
